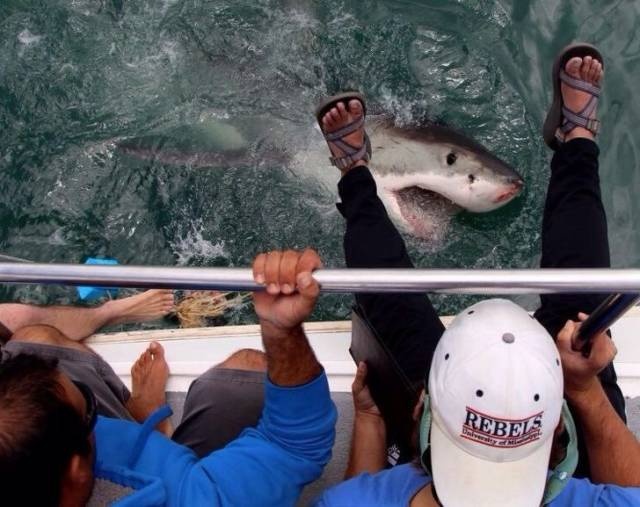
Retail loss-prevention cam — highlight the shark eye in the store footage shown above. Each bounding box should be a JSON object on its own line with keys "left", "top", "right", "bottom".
{"left": 468, "top": 174, "right": 476, "bottom": 183}
{"left": 446, "top": 152, "right": 457, "bottom": 165}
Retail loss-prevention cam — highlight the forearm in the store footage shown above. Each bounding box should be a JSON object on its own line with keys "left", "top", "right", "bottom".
{"left": 345, "top": 413, "right": 387, "bottom": 479}
{"left": 261, "top": 321, "right": 322, "bottom": 386}
{"left": 569, "top": 382, "right": 640, "bottom": 486}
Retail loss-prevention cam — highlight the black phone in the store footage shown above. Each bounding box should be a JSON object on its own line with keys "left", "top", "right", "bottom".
{"left": 349, "top": 306, "right": 419, "bottom": 464}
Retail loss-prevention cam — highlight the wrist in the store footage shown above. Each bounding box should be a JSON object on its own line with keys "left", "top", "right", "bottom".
{"left": 355, "top": 410, "right": 386, "bottom": 426}
{"left": 259, "top": 319, "right": 303, "bottom": 339}
{"left": 565, "top": 380, "right": 606, "bottom": 410}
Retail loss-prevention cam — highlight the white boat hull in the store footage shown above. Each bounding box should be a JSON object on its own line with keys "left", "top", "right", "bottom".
{"left": 88, "top": 308, "right": 640, "bottom": 398}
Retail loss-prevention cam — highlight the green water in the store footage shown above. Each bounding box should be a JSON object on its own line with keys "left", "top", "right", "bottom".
{"left": 1, "top": 0, "right": 639, "bottom": 326}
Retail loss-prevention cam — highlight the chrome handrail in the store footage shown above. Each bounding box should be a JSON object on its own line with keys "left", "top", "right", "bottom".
{"left": 1, "top": 263, "right": 640, "bottom": 294}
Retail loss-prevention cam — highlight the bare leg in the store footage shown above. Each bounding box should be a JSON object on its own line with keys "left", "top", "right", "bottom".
{"left": 9, "top": 324, "right": 93, "bottom": 352}
{"left": 127, "top": 341, "right": 173, "bottom": 436}
{"left": 0, "top": 289, "right": 174, "bottom": 342}
{"left": 216, "top": 348, "right": 267, "bottom": 371}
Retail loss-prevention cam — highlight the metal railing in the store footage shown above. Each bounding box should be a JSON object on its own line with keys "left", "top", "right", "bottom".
{"left": 1, "top": 262, "right": 640, "bottom": 294}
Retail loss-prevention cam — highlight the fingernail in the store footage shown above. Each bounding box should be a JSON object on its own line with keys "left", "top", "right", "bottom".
{"left": 256, "top": 274, "right": 265, "bottom": 284}
{"left": 298, "top": 274, "right": 312, "bottom": 288}
{"left": 267, "top": 283, "right": 278, "bottom": 294}
{"left": 282, "top": 284, "right": 292, "bottom": 294}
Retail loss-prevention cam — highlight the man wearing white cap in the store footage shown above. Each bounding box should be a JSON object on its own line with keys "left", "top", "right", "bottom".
{"left": 314, "top": 41, "right": 640, "bottom": 504}
{"left": 314, "top": 298, "right": 640, "bottom": 506}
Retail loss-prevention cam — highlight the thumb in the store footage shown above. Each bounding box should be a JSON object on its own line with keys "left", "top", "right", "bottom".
{"left": 352, "top": 362, "right": 367, "bottom": 393}
{"left": 556, "top": 321, "right": 575, "bottom": 353}
{"left": 296, "top": 271, "right": 320, "bottom": 302}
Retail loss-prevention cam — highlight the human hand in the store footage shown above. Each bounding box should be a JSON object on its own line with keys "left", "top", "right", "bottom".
{"left": 252, "top": 249, "right": 321, "bottom": 334}
{"left": 556, "top": 313, "right": 617, "bottom": 403}
{"left": 352, "top": 362, "right": 382, "bottom": 418}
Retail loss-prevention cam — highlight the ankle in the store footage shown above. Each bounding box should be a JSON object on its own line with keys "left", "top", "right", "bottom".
{"left": 565, "top": 126, "right": 595, "bottom": 143}
{"left": 340, "top": 159, "right": 367, "bottom": 176}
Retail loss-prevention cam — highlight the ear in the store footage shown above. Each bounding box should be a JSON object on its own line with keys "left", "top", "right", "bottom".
{"left": 60, "top": 453, "right": 93, "bottom": 506}
{"left": 413, "top": 389, "right": 426, "bottom": 422}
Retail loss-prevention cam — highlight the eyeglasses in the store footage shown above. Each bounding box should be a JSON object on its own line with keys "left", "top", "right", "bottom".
{"left": 72, "top": 380, "right": 98, "bottom": 434}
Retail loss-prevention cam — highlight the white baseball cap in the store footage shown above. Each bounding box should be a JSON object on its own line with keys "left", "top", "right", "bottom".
{"left": 427, "top": 299, "right": 564, "bottom": 507}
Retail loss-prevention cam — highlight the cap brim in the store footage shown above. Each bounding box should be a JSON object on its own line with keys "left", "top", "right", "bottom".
{"left": 430, "top": 416, "right": 552, "bottom": 507}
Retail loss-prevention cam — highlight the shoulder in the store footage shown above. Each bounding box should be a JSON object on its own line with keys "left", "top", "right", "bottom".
{"left": 550, "top": 477, "right": 640, "bottom": 506}
{"left": 314, "top": 464, "right": 431, "bottom": 507}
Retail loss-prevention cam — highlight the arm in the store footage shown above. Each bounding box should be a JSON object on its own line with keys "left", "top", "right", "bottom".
{"left": 252, "top": 249, "right": 323, "bottom": 386}
{"left": 178, "top": 250, "right": 337, "bottom": 506}
{"left": 557, "top": 316, "right": 640, "bottom": 486}
{"left": 345, "top": 362, "right": 387, "bottom": 479}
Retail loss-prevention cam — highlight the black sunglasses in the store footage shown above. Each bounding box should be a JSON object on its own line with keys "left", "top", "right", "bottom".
{"left": 72, "top": 380, "right": 98, "bottom": 434}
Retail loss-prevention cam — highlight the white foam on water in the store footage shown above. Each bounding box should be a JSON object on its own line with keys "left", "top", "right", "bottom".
{"left": 18, "top": 30, "right": 43, "bottom": 46}
{"left": 47, "top": 228, "right": 67, "bottom": 246}
{"left": 171, "top": 224, "right": 227, "bottom": 266}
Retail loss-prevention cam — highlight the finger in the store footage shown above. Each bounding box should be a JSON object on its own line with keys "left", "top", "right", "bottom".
{"left": 577, "top": 312, "right": 589, "bottom": 322}
{"left": 296, "top": 271, "right": 320, "bottom": 303}
{"left": 264, "top": 251, "right": 282, "bottom": 295}
{"left": 280, "top": 250, "right": 299, "bottom": 295}
{"left": 556, "top": 321, "right": 578, "bottom": 354}
{"left": 297, "top": 248, "right": 323, "bottom": 273}
{"left": 352, "top": 362, "right": 366, "bottom": 393}
{"left": 557, "top": 320, "right": 576, "bottom": 343}
{"left": 588, "top": 332, "right": 616, "bottom": 370}
{"left": 252, "top": 253, "right": 267, "bottom": 285}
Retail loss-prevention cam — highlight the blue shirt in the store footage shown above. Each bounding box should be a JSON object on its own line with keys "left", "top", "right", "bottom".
{"left": 314, "top": 463, "right": 640, "bottom": 506}
{"left": 93, "top": 372, "right": 337, "bottom": 506}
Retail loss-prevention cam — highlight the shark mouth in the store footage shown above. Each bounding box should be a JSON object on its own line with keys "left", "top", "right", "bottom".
{"left": 392, "top": 186, "right": 461, "bottom": 240}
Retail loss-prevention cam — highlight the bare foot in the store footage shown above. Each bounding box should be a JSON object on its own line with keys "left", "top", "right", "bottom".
{"left": 127, "top": 341, "right": 173, "bottom": 436}
{"left": 560, "top": 55, "right": 603, "bottom": 143}
{"left": 321, "top": 99, "right": 368, "bottom": 174}
{"left": 102, "top": 289, "right": 175, "bottom": 326}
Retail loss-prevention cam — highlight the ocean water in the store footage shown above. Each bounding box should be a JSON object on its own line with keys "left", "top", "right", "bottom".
{"left": 1, "top": 0, "right": 639, "bottom": 326}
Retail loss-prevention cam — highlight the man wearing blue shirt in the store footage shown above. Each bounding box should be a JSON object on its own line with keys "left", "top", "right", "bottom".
{"left": 0, "top": 249, "right": 337, "bottom": 506}
{"left": 314, "top": 298, "right": 640, "bottom": 506}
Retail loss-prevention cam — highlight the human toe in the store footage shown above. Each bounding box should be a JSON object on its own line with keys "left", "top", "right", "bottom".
{"left": 337, "top": 101, "right": 347, "bottom": 118}
{"left": 150, "top": 341, "right": 165, "bottom": 359}
{"left": 565, "top": 56, "right": 582, "bottom": 77}
{"left": 581, "top": 56, "right": 593, "bottom": 78}
{"left": 348, "top": 99, "right": 363, "bottom": 117}
{"left": 591, "top": 59, "right": 602, "bottom": 83}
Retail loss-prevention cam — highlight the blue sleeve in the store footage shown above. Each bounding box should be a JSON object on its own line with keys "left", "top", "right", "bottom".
{"left": 551, "top": 477, "right": 640, "bottom": 506}
{"left": 181, "top": 371, "right": 337, "bottom": 507}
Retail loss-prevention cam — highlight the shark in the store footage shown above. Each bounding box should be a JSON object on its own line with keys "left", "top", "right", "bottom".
{"left": 115, "top": 117, "right": 523, "bottom": 241}
{"left": 364, "top": 118, "right": 523, "bottom": 239}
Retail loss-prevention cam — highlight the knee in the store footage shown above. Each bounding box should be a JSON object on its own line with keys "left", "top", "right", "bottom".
{"left": 217, "top": 348, "right": 267, "bottom": 372}
{"left": 10, "top": 324, "right": 73, "bottom": 346}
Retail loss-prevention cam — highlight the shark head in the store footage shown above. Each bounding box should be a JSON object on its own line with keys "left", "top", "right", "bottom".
{"left": 368, "top": 121, "right": 524, "bottom": 238}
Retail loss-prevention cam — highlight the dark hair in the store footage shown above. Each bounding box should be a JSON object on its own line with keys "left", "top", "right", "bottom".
{"left": 0, "top": 354, "right": 91, "bottom": 506}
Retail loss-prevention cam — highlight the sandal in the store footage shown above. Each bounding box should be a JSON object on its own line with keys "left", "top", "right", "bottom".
{"left": 542, "top": 43, "right": 604, "bottom": 150}
{"left": 315, "top": 91, "right": 372, "bottom": 170}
